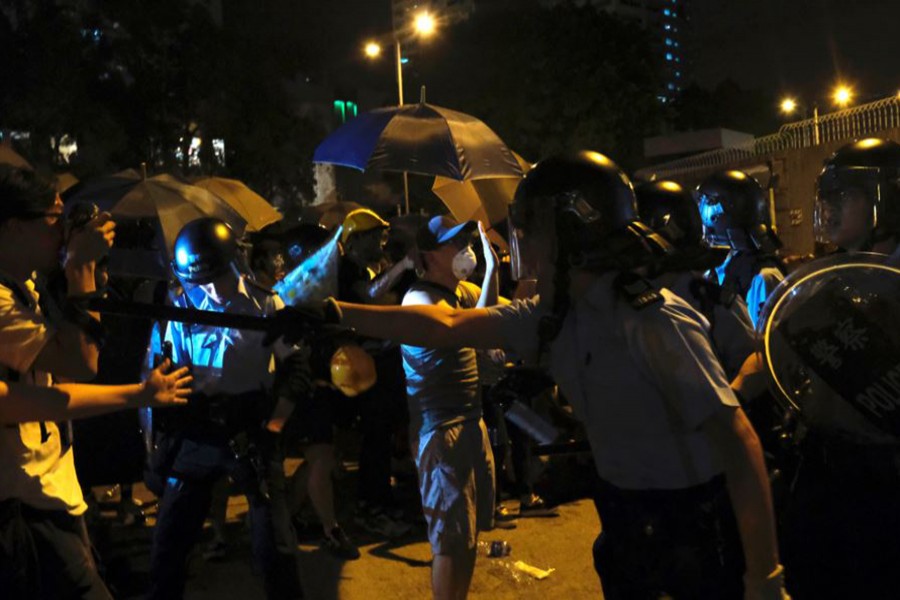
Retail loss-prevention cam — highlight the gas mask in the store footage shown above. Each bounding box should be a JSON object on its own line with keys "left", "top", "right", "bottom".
{"left": 451, "top": 245, "right": 478, "bottom": 280}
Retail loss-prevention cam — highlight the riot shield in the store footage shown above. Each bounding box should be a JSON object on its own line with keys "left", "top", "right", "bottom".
{"left": 759, "top": 252, "right": 900, "bottom": 445}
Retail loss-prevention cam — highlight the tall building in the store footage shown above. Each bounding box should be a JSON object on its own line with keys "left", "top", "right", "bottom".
{"left": 540, "top": 0, "right": 690, "bottom": 102}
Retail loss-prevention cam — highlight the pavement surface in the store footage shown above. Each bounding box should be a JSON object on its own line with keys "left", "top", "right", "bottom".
{"left": 89, "top": 458, "right": 604, "bottom": 599}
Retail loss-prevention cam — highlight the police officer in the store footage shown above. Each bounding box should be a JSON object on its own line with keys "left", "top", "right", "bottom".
{"left": 147, "top": 218, "right": 304, "bottom": 600}
{"left": 697, "top": 170, "right": 785, "bottom": 326}
{"left": 636, "top": 180, "right": 756, "bottom": 379}
{"left": 772, "top": 137, "right": 900, "bottom": 598}
{"left": 815, "top": 137, "right": 900, "bottom": 257}
{"left": 331, "top": 152, "right": 789, "bottom": 599}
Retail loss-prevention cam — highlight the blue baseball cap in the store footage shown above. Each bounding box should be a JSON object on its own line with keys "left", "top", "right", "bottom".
{"left": 417, "top": 215, "right": 477, "bottom": 251}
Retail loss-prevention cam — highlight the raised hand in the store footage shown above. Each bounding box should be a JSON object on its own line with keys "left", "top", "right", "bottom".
{"left": 139, "top": 358, "right": 192, "bottom": 406}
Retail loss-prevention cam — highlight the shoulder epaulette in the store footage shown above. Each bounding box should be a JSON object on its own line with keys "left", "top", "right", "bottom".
{"left": 614, "top": 272, "right": 663, "bottom": 310}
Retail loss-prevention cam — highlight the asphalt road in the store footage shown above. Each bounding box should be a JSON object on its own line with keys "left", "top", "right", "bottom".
{"left": 91, "top": 459, "right": 603, "bottom": 599}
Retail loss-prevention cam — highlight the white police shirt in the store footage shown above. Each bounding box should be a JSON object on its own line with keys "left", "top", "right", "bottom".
{"left": 486, "top": 272, "right": 740, "bottom": 491}
{"left": 162, "top": 278, "right": 286, "bottom": 397}
{"left": 654, "top": 271, "right": 756, "bottom": 380}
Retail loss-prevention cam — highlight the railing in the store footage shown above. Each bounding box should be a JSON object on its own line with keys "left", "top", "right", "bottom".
{"left": 638, "top": 95, "right": 900, "bottom": 180}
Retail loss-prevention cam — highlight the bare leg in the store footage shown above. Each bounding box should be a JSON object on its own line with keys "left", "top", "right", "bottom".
{"left": 432, "top": 547, "right": 477, "bottom": 600}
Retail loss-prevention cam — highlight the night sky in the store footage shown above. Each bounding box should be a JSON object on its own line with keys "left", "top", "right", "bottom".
{"left": 306, "top": 0, "right": 900, "bottom": 104}
{"left": 690, "top": 0, "right": 900, "bottom": 102}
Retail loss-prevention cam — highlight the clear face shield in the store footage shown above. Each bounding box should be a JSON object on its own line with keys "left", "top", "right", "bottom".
{"left": 508, "top": 200, "right": 539, "bottom": 281}
{"left": 814, "top": 167, "right": 878, "bottom": 249}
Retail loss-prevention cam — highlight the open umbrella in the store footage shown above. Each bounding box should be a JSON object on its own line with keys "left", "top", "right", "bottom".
{"left": 190, "top": 176, "right": 282, "bottom": 233}
{"left": 431, "top": 153, "right": 532, "bottom": 251}
{"left": 0, "top": 142, "right": 33, "bottom": 170}
{"left": 65, "top": 170, "right": 243, "bottom": 257}
{"left": 313, "top": 101, "right": 523, "bottom": 182}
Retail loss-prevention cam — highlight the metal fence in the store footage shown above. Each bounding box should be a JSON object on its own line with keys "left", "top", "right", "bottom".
{"left": 638, "top": 95, "right": 900, "bottom": 180}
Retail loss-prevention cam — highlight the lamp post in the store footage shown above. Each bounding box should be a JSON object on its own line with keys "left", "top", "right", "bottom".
{"left": 780, "top": 97, "right": 820, "bottom": 145}
{"left": 364, "top": 10, "right": 438, "bottom": 213}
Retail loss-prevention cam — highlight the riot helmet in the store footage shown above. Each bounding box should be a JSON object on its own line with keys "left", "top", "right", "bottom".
{"left": 635, "top": 179, "right": 726, "bottom": 273}
{"left": 172, "top": 218, "right": 238, "bottom": 285}
{"left": 815, "top": 138, "right": 900, "bottom": 251}
{"left": 696, "top": 170, "right": 780, "bottom": 252}
{"left": 635, "top": 180, "right": 703, "bottom": 249}
{"left": 508, "top": 151, "right": 666, "bottom": 279}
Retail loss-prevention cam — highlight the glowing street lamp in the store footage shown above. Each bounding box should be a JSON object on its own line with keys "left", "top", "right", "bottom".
{"left": 779, "top": 95, "right": 820, "bottom": 145}
{"left": 364, "top": 41, "right": 382, "bottom": 59}
{"left": 779, "top": 97, "right": 798, "bottom": 115}
{"left": 361, "top": 10, "right": 441, "bottom": 213}
{"left": 832, "top": 85, "right": 854, "bottom": 108}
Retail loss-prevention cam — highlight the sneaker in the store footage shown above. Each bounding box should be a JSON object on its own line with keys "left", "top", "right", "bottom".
{"left": 492, "top": 505, "right": 517, "bottom": 529}
{"left": 202, "top": 539, "right": 228, "bottom": 561}
{"left": 322, "top": 526, "right": 361, "bottom": 560}
{"left": 518, "top": 494, "right": 559, "bottom": 518}
{"left": 354, "top": 509, "right": 411, "bottom": 538}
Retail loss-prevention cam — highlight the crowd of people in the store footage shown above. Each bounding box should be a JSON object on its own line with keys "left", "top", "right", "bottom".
{"left": 0, "top": 135, "right": 898, "bottom": 600}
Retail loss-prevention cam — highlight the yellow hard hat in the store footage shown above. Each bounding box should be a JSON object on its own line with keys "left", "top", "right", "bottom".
{"left": 341, "top": 208, "right": 389, "bottom": 244}
{"left": 330, "top": 344, "right": 377, "bottom": 397}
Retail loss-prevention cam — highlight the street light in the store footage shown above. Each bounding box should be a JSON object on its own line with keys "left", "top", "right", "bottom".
{"left": 832, "top": 85, "right": 854, "bottom": 108}
{"left": 779, "top": 95, "right": 820, "bottom": 145}
{"left": 363, "top": 10, "right": 439, "bottom": 213}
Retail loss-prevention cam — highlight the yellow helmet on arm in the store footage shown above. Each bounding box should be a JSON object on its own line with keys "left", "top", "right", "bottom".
{"left": 330, "top": 344, "right": 377, "bottom": 397}
{"left": 341, "top": 208, "right": 389, "bottom": 244}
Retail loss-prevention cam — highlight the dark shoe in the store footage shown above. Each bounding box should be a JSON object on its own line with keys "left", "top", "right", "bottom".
{"left": 322, "top": 526, "right": 361, "bottom": 560}
{"left": 354, "top": 509, "right": 411, "bottom": 538}
{"left": 518, "top": 494, "right": 559, "bottom": 518}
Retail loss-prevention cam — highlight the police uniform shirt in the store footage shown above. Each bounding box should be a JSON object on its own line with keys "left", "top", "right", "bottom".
{"left": 713, "top": 252, "right": 784, "bottom": 327}
{"left": 0, "top": 276, "right": 86, "bottom": 515}
{"left": 655, "top": 271, "right": 756, "bottom": 380}
{"left": 485, "top": 272, "right": 740, "bottom": 490}
{"left": 163, "top": 277, "right": 286, "bottom": 397}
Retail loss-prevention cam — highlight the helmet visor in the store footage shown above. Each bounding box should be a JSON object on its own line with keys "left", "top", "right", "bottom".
{"left": 508, "top": 218, "right": 537, "bottom": 281}
{"left": 697, "top": 193, "right": 731, "bottom": 249}
{"left": 815, "top": 167, "right": 878, "bottom": 248}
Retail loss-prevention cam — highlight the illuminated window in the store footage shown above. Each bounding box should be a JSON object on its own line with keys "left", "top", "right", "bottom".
{"left": 664, "top": 24, "right": 671, "bottom": 30}
{"left": 665, "top": 53, "right": 673, "bottom": 61}
{"left": 663, "top": 8, "right": 671, "bottom": 16}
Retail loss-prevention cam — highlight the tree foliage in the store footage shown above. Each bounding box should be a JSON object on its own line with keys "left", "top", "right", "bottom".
{"left": 0, "top": 0, "right": 321, "bottom": 204}
{"left": 408, "top": 1, "right": 666, "bottom": 170}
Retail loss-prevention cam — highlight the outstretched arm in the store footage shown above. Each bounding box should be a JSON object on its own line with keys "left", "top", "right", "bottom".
{"left": 0, "top": 360, "right": 191, "bottom": 424}
{"left": 337, "top": 300, "right": 505, "bottom": 350}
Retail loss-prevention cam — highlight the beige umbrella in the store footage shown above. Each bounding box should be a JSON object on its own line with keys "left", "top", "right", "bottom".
{"left": 431, "top": 152, "right": 532, "bottom": 251}
{"left": 191, "top": 176, "right": 282, "bottom": 233}
{"left": 0, "top": 142, "right": 33, "bottom": 170}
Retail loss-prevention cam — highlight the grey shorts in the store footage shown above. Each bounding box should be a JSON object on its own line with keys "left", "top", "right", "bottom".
{"left": 416, "top": 419, "right": 495, "bottom": 555}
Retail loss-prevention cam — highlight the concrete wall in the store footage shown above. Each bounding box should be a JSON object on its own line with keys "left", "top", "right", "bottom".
{"left": 656, "top": 128, "right": 900, "bottom": 256}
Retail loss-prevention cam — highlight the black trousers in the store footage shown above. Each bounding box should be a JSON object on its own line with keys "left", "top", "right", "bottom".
{"left": 148, "top": 432, "right": 302, "bottom": 600}
{"left": 0, "top": 500, "right": 112, "bottom": 600}
{"left": 592, "top": 475, "right": 744, "bottom": 600}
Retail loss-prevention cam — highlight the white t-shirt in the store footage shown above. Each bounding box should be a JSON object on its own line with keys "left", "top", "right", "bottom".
{"left": 0, "top": 277, "right": 87, "bottom": 515}
{"left": 485, "top": 272, "right": 740, "bottom": 490}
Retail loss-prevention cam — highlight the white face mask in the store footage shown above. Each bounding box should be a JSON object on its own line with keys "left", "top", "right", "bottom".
{"left": 451, "top": 245, "right": 478, "bottom": 280}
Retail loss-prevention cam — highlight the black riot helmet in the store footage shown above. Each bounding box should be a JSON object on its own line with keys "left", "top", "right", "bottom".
{"left": 636, "top": 179, "right": 726, "bottom": 273}
{"left": 509, "top": 151, "right": 667, "bottom": 277}
{"left": 282, "top": 223, "right": 331, "bottom": 269}
{"left": 635, "top": 180, "right": 703, "bottom": 249}
{"left": 696, "top": 170, "right": 781, "bottom": 252}
{"left": 815, "top": 138, "right": 900, "bottom": 250}
{"left": 171, "top": 218, "right": 239, "bottom": 285}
